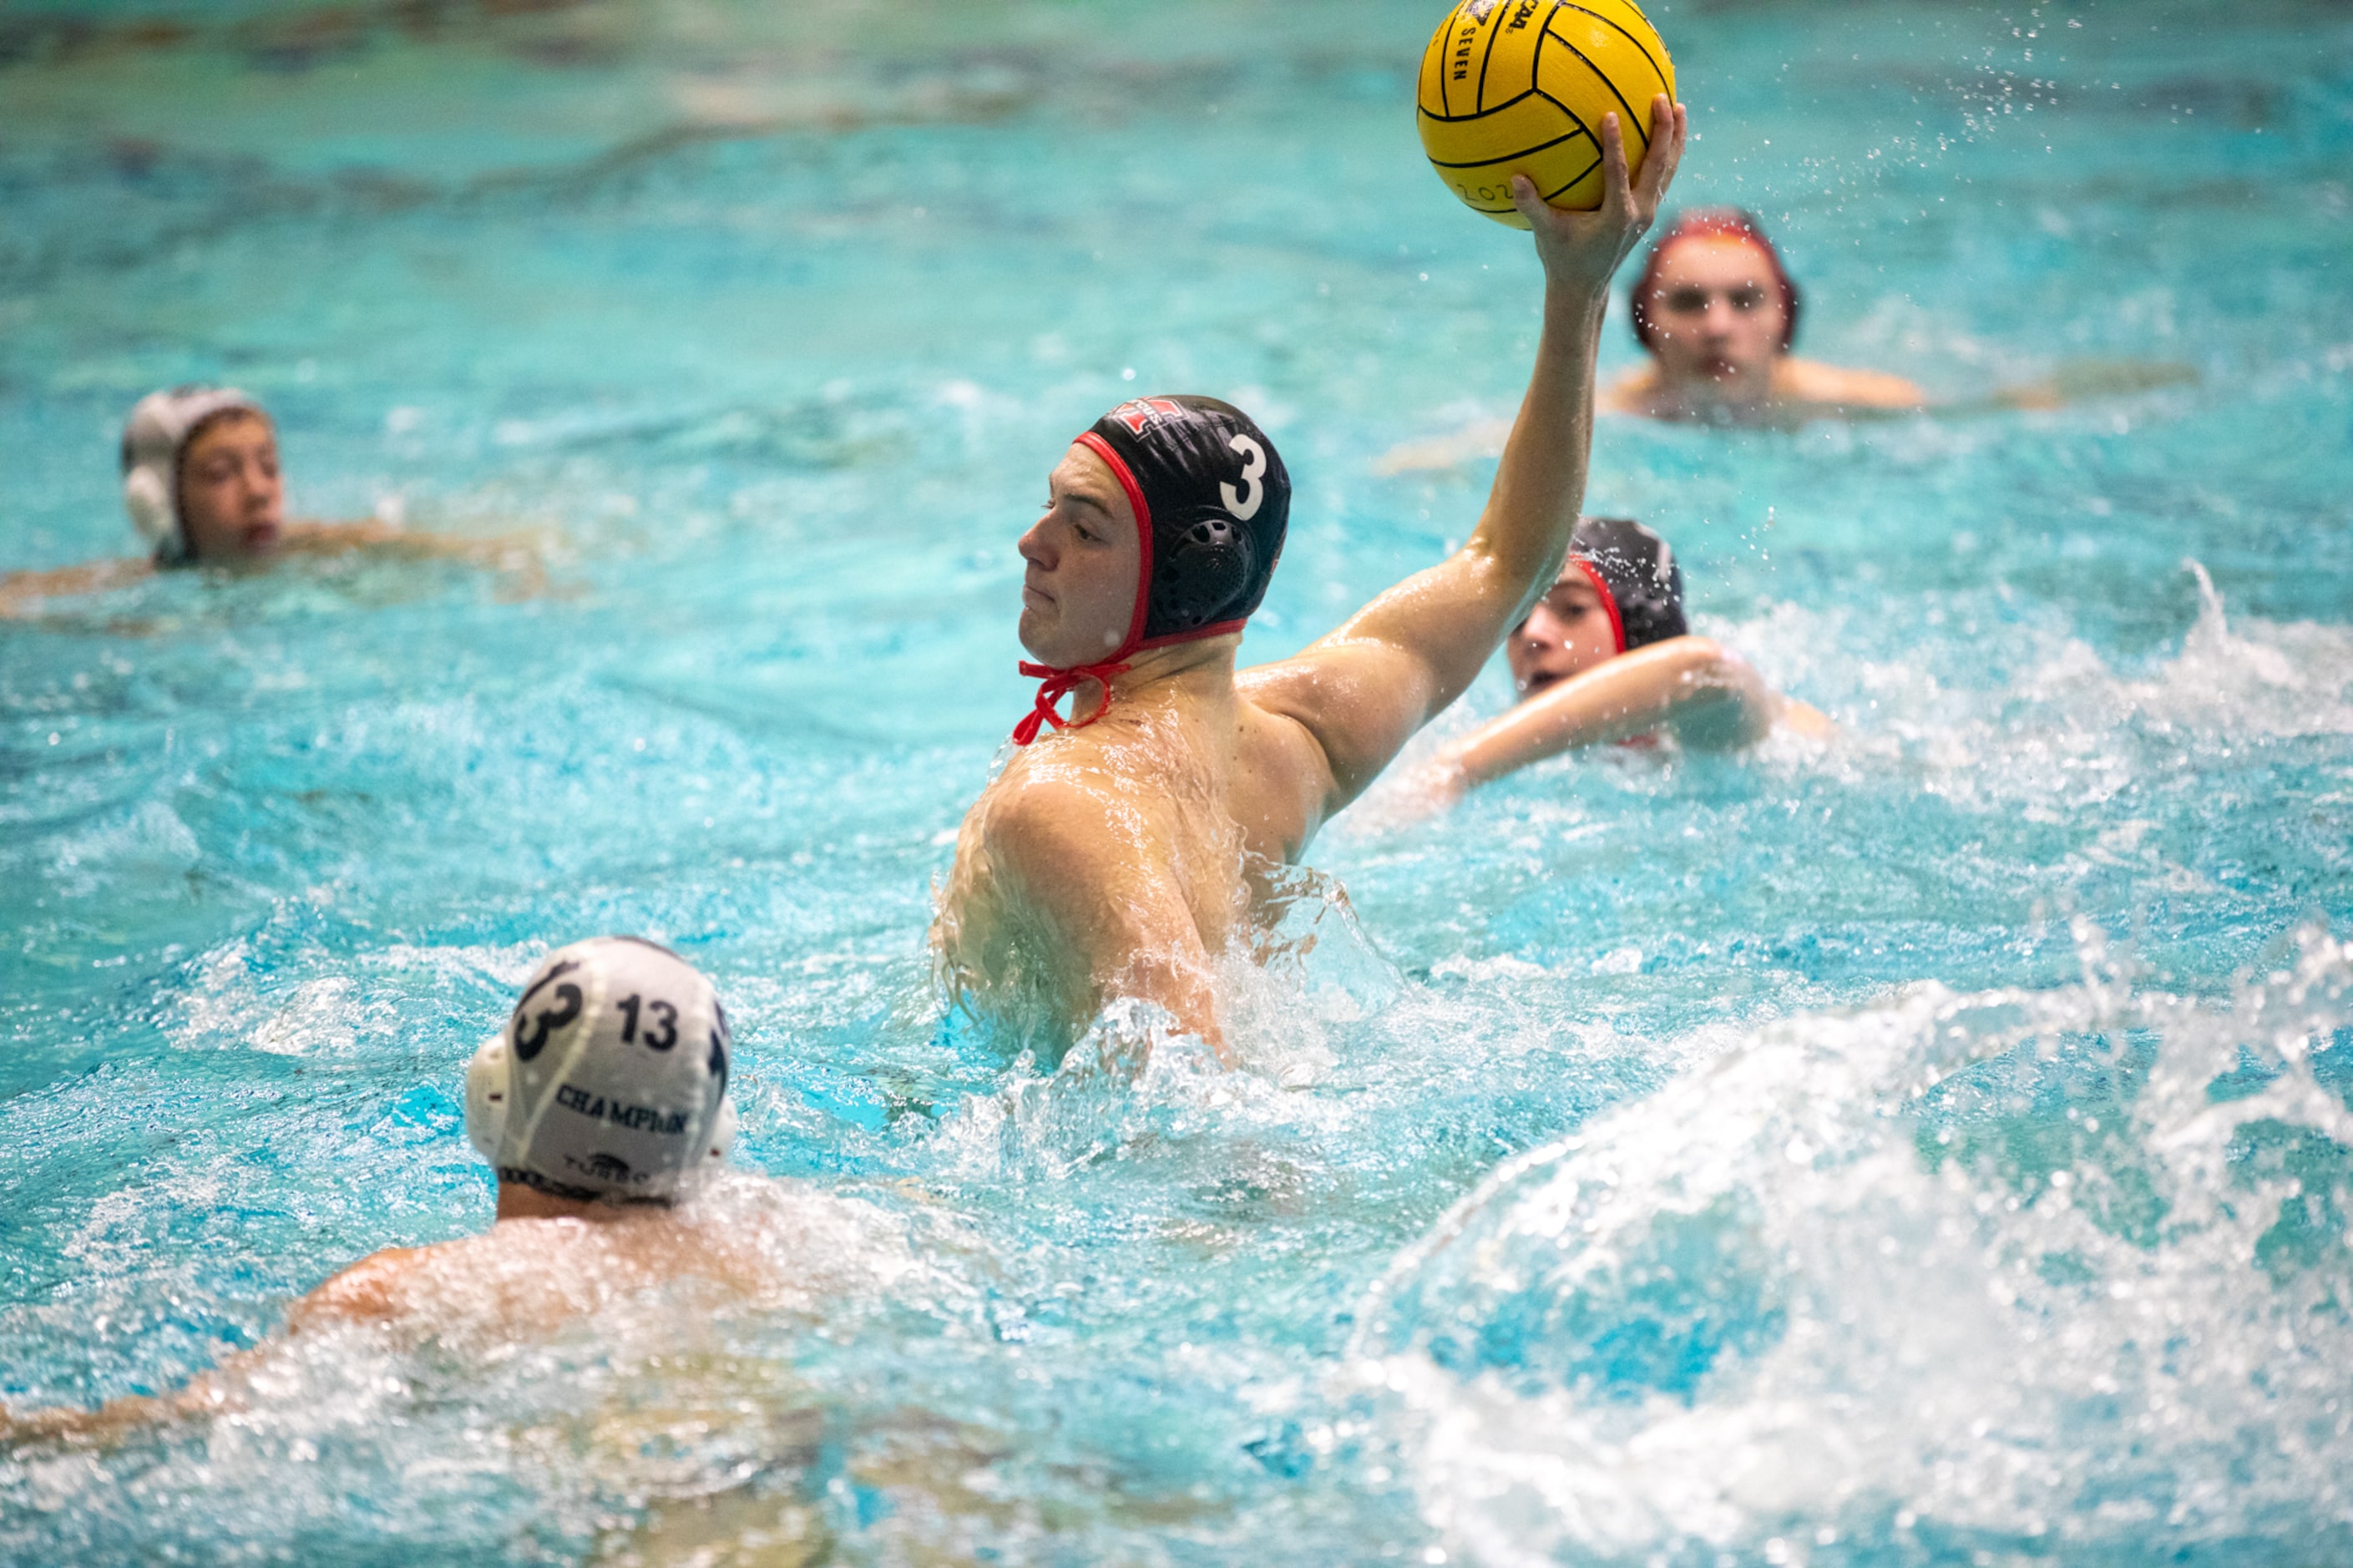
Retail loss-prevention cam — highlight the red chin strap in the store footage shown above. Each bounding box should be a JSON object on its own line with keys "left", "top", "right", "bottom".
{"left": 1012, "top": 656, "right": 1131, "bottom": 746}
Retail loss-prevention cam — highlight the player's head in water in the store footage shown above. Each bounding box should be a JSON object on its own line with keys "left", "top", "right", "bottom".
{"left": 1012, "top": 395, "right": 1290, "bottom": 743}
{"left": 122, "top": 387, "right": 285, "bottom": 565}
{"left": 1627, "top": 209, "right": 1801, "bottom": 406}
{"left": 0, "top": 936, "right": 751, "bottom": 1444}
{"left": 1508, "top": 516, "right": 1686, "bottom": 697}
{"left": 467, "top": 937, "right": 736, "bottom": 1205}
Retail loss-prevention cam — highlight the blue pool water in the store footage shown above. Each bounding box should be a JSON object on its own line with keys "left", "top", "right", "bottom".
{"left": 3, "top": 0, "right": 2352, "bottom": 1560}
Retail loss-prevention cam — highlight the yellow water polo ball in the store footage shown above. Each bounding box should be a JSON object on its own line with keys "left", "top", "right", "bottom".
{"left": 1417, "top": 0, "right": 1676, "bottom": 228}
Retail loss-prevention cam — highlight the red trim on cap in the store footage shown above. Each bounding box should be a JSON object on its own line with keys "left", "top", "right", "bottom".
{"left": 1011, "top": 435, "right": 1257, "bottom": 746}
{"left": 1630, "top": 210, "right": 1801, "bottom": 355}
{"left": 1075, "top": 431, "right": 1153, "bottom": 659}
{"left": 1011, "top": 433, "right": 1154, "bottom": 746}
{"left": 1569, "top": 556, "right": 1627, "bottom": 655}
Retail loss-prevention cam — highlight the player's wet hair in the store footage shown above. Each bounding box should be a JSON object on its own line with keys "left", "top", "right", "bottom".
{"left": 1628, "top": 208, "right": 1802, "bottom": 355}
{"left": 1014, "top": 395, "right": 1290, "bottom": 745}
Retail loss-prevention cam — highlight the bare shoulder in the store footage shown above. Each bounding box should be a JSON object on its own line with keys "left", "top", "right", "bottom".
{"left": 1779, "top": 358, "right": 1926, "bottom": 409}
{"left": 288, "top": 1244, "right": 438, "bottom": 1330}
{"left": 971, "top": 762, "right": 1135, "bottom": 884}
{"left": 1237, "top": 656, "right": 1355, "bottom": 747}
{"left": 281, "top": 519, "right": 400, "bottom": 554}
{"left": 1237, "top": 646, "right": 1403, "bottom": 806}
{"left": 1600, "top": 364, "right": 1660, "bottom": 414}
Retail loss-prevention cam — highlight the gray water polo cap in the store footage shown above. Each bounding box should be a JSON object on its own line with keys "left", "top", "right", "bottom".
{"left": 121, "top": 385, "right": 266, "bottom": 564}
{"left": 465, "top": 937, "right": 736, "bottom": 1203}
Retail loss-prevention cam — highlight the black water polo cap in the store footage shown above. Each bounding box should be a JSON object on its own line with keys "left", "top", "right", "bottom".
{"left": 1567, "top": 515, "right": 1688, "bottom": 652}
{"left": 1076, "top": 395, "right": 1291, "bottom": 648}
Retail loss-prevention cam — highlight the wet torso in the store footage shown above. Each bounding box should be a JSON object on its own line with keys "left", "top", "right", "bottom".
{"left": 300, "top": 1175, "right": 907, "bottom": 1346}
{"left": 934, "top": 674, "right": 1333, "bottom": 1049}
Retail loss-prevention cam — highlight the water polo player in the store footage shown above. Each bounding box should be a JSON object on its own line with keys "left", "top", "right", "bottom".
{"left": 1603, "top": 207, "right": 1925, "bottom": 422}
{"left": 935, "top": 97, "right": 1687, "bottom": 1065}
{"left": 1377, "top": 206, "right": 1925, "bottom": 472}
{"left": 0, "top": 386, "right": 543, "bottom": 618}
{"left": 1420, "top": 515, "right": 1829, "bottom": 802}
{"left": 1, "top": 938, "right": 765, "bottom": 1444}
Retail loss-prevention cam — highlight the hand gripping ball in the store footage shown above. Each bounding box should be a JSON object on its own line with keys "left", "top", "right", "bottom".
{"left": 1417, "top": 0, "right": 1676, "bottom": 228}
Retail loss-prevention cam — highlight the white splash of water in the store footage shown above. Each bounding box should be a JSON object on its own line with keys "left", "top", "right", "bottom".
{"left": 1351, "top": 929, "right": 2353, "bottom": 1563}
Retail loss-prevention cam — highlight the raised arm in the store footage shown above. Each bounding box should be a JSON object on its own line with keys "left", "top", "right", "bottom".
{"left": 1247, "top": 97, "right": 1686, "bottom": 808}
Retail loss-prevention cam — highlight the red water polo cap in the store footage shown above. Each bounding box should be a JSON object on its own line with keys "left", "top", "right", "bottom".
{"left": 1628, "top": 208, "right": 1802, "bottom": 355}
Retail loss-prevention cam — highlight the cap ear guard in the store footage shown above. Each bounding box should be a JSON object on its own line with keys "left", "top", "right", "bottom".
{"left": 123, "top": 467, "right": 177, "bottom": 554}
{"left": 119, "top": 385, "right": 265, "bottom": 564}
{"left": 465, "top": 1032, "right": 511, "bottom": 1163}
{"left": 1080, "top": 396, "right": 1289, "bottom": 648}
{"left": 1150, "top": 517, "right": 1253, "bottom": 633}
{"left": 705, "top": 1097, "right": 737, "bottom": 1164}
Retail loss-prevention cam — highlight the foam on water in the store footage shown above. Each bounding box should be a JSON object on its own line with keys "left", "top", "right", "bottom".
{"left": 4, "top": 1184, "right": 963, "bottom": 1565}
{"left": 1353, "top": 929, "right": 2353, "bottom": 1562}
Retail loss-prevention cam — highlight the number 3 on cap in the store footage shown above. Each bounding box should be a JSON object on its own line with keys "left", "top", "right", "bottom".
{"left": 1221, "top": 435, "right": 1266, "bottom": 521}
{"left": 514, "top": 982, "right": 582, "bottom": 1060}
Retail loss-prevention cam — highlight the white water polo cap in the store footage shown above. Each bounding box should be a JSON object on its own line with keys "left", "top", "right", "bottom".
{"left": 465, "top": 938, "right": 736, "bottom": 1203}
{"left": 121, "top": 385, "right": 265, "bottom": 563}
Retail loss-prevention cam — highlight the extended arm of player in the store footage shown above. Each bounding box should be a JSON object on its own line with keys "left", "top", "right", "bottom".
{"left": 285, "top": 520, "right": 554, "bottom": 595}
{"left": 1247, "top": 97, "right": 1687, "bottom": 809}
{"left": 0, "top": 559, "right": 157, "bottom": 620}
{"left": 1435, "top": 635, "right": 1789, "bottom": 790}
{"left": 0, "top": 1252, "right": 414, "bottom": 1448}
{"left": 0, "top": 524, "right": 550, "bottom": 622}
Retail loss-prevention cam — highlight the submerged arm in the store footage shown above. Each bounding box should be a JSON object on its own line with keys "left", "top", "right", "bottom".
{"left": 1, "top": 1378, "right": 233, "bottom": 1447}
{"left": 1249, "top": 98, "right": 1687, "bottom": 810}
{"left": 284, "top": 521, "right": 553, "bottom": 596}
{"left": 0, "top": 1247, "right": 418, "bottom": 1448}
{"left": 1371, "top": 416, "right": 1514, "bottom": 477}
